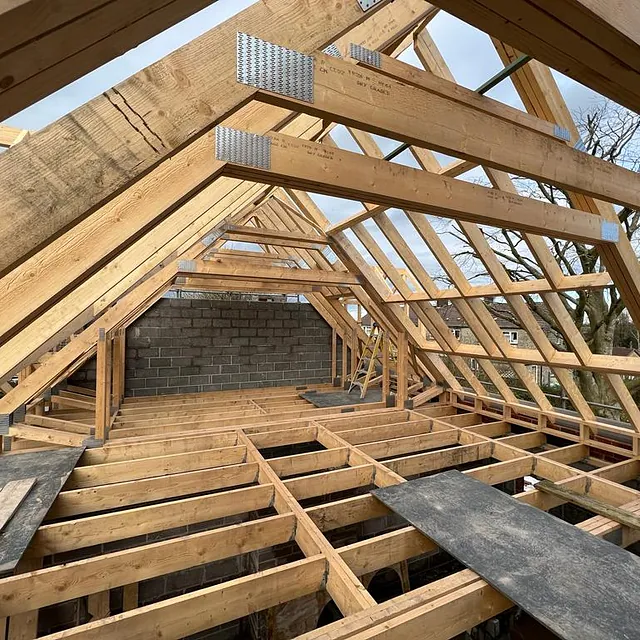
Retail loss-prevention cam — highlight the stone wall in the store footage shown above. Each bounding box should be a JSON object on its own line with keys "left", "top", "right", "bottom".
{"left": 70, "top": 298, "right": 334, "bottom": 397}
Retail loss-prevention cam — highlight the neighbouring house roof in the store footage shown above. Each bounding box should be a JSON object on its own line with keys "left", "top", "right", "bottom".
{"left": 613, "top": 346, "right": 640, "bottom": 358}
{"left": 437, "top": 301, "right": 520, "bottom": 330}
{"left": 362, "top": 300, "right": 555, "bottom": 333}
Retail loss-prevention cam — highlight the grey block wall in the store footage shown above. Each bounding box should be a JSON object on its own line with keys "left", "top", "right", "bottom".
{"left": 71, "top": 298, "right": 333, "bottom": 397}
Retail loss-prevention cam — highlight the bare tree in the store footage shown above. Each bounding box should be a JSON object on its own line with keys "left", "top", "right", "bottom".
{"left": 448, "top": 101, "right": 640, "bottom": 413}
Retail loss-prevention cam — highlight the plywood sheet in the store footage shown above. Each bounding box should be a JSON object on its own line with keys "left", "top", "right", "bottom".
{"left": 373, "top": 470, "right": 640, "bottom": 640}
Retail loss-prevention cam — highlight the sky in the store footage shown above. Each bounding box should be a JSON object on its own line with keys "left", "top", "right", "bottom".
{"left": 2, "top": 2, "right": 610, "bottom": 286}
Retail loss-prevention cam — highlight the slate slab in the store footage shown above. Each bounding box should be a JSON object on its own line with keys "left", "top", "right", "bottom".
{"left": 0, "top": 447, "right": 84, "bottom": 573}
{"left": 373, "top": 470, "right": 640, "bottom": 640}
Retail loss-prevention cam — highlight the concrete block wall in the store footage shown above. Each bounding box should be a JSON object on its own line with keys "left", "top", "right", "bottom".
{"left": 70, "top": 298, "right": 334, "bottom": 397}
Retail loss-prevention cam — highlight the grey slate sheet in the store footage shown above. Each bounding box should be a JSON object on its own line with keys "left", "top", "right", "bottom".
{"left": 0, "top": 447, "right": 84, "bottom": 573}
{"left": 373, "top": 470, "right": 640, "bottom": 640}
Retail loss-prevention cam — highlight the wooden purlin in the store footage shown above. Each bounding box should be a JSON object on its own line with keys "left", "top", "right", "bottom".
{"left": 422, "top": 0, "right": 640, "bottom": 114}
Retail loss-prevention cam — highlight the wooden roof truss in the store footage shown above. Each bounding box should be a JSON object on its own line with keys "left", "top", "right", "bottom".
{"left": 0, "top": 0, "right": 639, "bottom": 637}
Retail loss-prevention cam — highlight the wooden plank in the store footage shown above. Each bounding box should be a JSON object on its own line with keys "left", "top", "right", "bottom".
{"left": 359, "top": 430, "right": 458, "bottom": 460}
{"left": 24, "top": 414, "right": 92, "bottom": 435}
{"left": 37, "top": 555, "right": 327, "bottom": 640}
{"left": 307, "top": 494, "right": 391, "bottom": 532}
{"left": 0, "top": 125, "right": 26, "bottom": 148}
{"left": 224, "top": 132, "right": 616, "bottom": 245}
{"left": 87, "top": 592, "right": 110, "bottom": 621}
{"left": 267, "top": 447, "right": 349, "bottom": 478}
{"left": 385, "top": 441, "right": 493, "bottom": 477}
{"left": 339, "top": 526, "right": 436, "bottom": 576}
{"left": 358, "top": 49, "right": 563, "bottom": 139}
{"left": 29, "top": 484, "right": 274, "bottom": 556}
{"left": 8, "top": 425, "right": 86, "bottom": 448}
{"left": 0, "top": 513, "right": 296, "bottom": 617}
{"left": 296, "top": 570, "right": 506, "bottom": 640}
{"left": 66, "top": 445, "right": 247, "bottom": 488}
{"left": 178, "top": 260, "right": 360, "bottom": 286}
{"left": 284, "top": 465, "right": 375, "bottom": 501}
{"left": 48, "top": 463, "right": 258, "bottom": 519}
{"left": 536, "top": 480, "right": 640, "bottom": 531}
{"left": 223, "top": 224, "right": 328, "bottom": 244}
{"left": 222, "top": 232, "right": 326, "bottom": 251}
{"left": 6, "top": 558, "right": 41, "bottom": 640}
{"left": 0, "top": 479, "right": 35, "bottom": 533}
{"left": 0, "top": 448, "right": 83, "bottom": 573}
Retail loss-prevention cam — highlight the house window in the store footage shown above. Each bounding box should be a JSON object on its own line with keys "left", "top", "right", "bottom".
{"left": 503, "top": 331, "right": 518, "bottom": 345}
{"left": 453, "top": 329, "right": 461, "bottom": 339}
{"left": 530, "top": 365, "right": 540, "bottom": 384}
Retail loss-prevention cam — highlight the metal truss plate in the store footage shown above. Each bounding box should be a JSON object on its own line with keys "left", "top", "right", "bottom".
{"left": 349, "top": 43, "right": 381, "bottom": 68}
{"left": 574, "top": 137, "right": 587, "bottom": 152}
{"left": 202, "top": 230, "right": 224, "bottom": 247}
{"left": 357, "top": 0, "right": 385, "bottom": 11}
{"left": 12, "top": 405, "right": 25, "bottom": 424}
{"left": 324, "top": 44, "right": 342, "bottom": 58}
{"left": 553, "top": 124, "right": 571, "bottom": 142}
{"left": 215, "top": 125, "right": 271, "bottom": 169}
{"left": 601, "top": 221, "right": 620, "bottom": 242}
{"left": 237, "top": 32, "right": 314, "bottom": 103}
{"left": 178, "top": 260, "right": 197, "bottom": 273}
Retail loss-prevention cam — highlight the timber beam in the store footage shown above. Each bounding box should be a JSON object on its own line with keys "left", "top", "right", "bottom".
{"left": 251, "top": 48, "right": 640, "bottom": 211}
{"left": 0, "top": 0, "right": 223, "bottom": 119}
{"left": 219, "top": 130, "right": 619, "bottom": 245}
{"left": 176, "top": 259, "right": 361, "bottom": 287}
{"left": 424, "top": 0, "right": 640, "bottom": 115}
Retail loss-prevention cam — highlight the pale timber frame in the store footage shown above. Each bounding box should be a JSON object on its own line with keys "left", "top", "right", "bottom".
{"left": 1, "top": 0, "right": 640, "bottom": 637}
